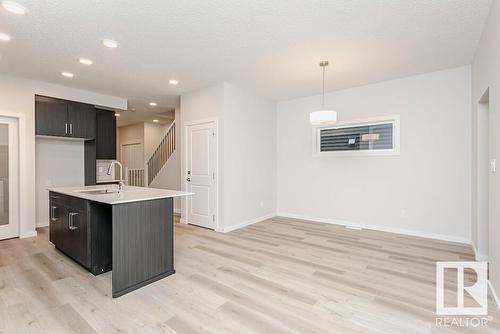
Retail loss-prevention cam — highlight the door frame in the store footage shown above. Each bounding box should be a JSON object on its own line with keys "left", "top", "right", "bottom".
{"left": 183, "top": 117, "right": 219, "bottom": 231}
{"left": 475, "top": 88, "right": 490, "bottom": 261}
{"left": 0, "top": 111, "right": 27, "bottom": 239}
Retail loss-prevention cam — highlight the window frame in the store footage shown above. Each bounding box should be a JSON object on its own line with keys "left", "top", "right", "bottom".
{"left": 312, "top": 115, "right": 400, "bottom": 157}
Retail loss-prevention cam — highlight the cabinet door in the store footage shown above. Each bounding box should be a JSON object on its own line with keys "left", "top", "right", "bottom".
{"left": 67, "top": 102, "right": 96, "bottom": 139}
{"left": 57, "top": 205, "right": 70, "bottom": 254}
{"left": 49, "top": 194, "right": 63, "bottom": 247}
{"left": 35, "top": 98, "right": 68, "bottom": 137}
{"left": 96, "top": 109, "right": 116, "bottom": 159}
{"left": 66, "top": 208, "right": 89, "bottom": 268}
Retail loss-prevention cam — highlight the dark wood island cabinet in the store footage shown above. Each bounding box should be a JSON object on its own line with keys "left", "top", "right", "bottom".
{"left": 48, "top": 186, "right": 192, "bottom": 297}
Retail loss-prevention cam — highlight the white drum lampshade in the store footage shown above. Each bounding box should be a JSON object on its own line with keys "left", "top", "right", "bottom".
{"left": 310, "top": 110, "right": 337, "bottom": 125}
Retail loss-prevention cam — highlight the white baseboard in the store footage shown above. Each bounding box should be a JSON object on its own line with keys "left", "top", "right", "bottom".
{"left": 36, "top": 221, "right": 49, "bottom": 228}
{"left": 220, "top": 213, "right": 276, "bottom": 233}
{"left": 179, "top": 218, "right": 188, "bottom": 225}
{"left": 488, "top": 281, "right": 500, "bottom": 310}
{"left": 276, "top": 212, "right": 470, "bottom": 244}
{"left": 20, "top": 230, "right": 37, "bottom": 239}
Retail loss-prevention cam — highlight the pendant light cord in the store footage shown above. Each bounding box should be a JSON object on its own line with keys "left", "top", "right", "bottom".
{"left": 322, "top": 65, "right": 325, "bottom": 109}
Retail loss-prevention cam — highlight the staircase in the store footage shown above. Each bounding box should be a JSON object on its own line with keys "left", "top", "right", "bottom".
{"left": 146, "top": 122, "right": 176, "bottom": 185}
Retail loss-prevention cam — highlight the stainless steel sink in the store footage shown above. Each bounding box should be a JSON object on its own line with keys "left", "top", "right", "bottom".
{"left": 76, "top": 189, "right": 120, "bottom": 195}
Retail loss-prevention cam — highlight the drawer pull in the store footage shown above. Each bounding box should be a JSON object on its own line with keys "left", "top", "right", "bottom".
{"left": 50, "top": 206, "right": 57, "bottom": 221}
{"left": 68, "top": 212, "right": 79, "bottom": 230}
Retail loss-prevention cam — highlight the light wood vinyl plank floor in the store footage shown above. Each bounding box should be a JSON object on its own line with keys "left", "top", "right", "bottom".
{"left": 0, "top": 216, "right": 498, "bottom": 333}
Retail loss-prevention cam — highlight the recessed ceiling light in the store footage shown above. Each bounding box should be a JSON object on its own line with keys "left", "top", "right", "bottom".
{"left": 0, "top": 33, "right": 11, "bottom": 41}
{"left": 169, "top": 79, "right": 179, "bottom": 85}
{"left": 153, "top": 119, "right": 159, "bottom": 123}
{"left": 2, "top": 1, "right": 26, "bottom": 15}
{"left": 114, "top": 113, "right": 120, "bottom": 117}
{"left": 79, "top": 58, "right": 93, "bottom": 65}
{"left": 102, "top": 39, "right": 118, "bottom": 48}
{"left": 149, "top": 102, "right": 157, "bottom": 107}
{"left": 61, "top": 71, "right": 74, "bottom": 78}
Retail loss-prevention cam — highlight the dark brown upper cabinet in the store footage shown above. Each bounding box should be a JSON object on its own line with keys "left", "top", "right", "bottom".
{"left": 95, "top": 108, "right": 116, "bottom": 159}
{"left": 35, "top": 95, "right": 96, "bottom": 139}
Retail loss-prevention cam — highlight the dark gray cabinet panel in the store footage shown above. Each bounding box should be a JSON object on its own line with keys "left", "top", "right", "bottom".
{"left": 49, "top": 192, "right": 112, "bottom": 275}
{"left": 84, "top": 140, "right": 96, "bottom": 186}
{"left": 112, "top": 198, "right": 174, "bottom": 297}
{"left": 89, "top": 202, "right": 112, "bottom": 275}
{"left": 49, "top": 193, "right": 63, "bottom": 247}
{"left": 35, "top": 97, "right": 68, "bottom": 137}
{"left": 35, "top": 95, "right": 96, "bottom": 139}
{"left": 96, "top": 109, "right": 116, "bottom": 159}
{"left": 65, "top": 208, "right": 89, "bottom": 267}
{"left": 48, "top": 192, "right": 90, "bottom": 268}
{"left": 68, "top": 102, "right": 96, "bottom": 139}
{"left": 56, "top": 205, "right": 71, "bottom": 256}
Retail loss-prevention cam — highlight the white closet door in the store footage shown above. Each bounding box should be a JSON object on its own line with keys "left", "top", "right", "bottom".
{"left": 122, "top": 143, "right": 143, "bottom": 169}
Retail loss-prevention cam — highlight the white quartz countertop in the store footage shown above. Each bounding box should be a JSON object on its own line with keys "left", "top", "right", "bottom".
{"left": 48, "top": 185, "right": 193, "bottom": 205}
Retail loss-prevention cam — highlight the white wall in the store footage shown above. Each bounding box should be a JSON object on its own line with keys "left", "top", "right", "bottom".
{"left": 150, "top": 109, "right": 181, "bottom": 212}
{"left": 144, "top": 121, "right": 172, "bottom": 161}
{"left": 35, "top": 139, "right": 85, "bottom": 227}
{"left": 223, "top": 83, "right": 277, "bottom": 230}
{"left": 471, "top": 0, "right": 500, "bottom": 302}
{"left": 277, "top": 66, "right": 471, "bottom": 242}
{"left": 0, "top": 73, "right": 126, "bottom": 237}
{"left": 180, "top": 84, "right": 225, "bottom": 227}
{"left": 180, "top": 83, "right": 276, "bottom": 231}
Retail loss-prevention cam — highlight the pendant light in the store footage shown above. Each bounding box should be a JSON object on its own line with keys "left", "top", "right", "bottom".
{"left": 310, "top": 61, "right": 337, "bottom": 125}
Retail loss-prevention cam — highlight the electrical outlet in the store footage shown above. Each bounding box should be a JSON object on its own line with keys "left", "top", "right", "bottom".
{"left": 401, "top": 209, "right": 407, "bottom": 218}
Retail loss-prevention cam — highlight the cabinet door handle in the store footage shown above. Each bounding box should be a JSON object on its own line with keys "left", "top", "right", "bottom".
{"left": 69, "top": 123, "right": 73, "bottom": 135}
{"left": 65, "top": 123, "right": 68, "bottom": 134}
{"left": 50, "top": 206, "right": 57, "bottom": 221}
{"left": 68, "top": 212, "right": 79, "bottom": 230}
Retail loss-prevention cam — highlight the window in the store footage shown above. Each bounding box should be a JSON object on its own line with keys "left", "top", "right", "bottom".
{"left": 313, "top": 116, "right": 400, "bottom": 156}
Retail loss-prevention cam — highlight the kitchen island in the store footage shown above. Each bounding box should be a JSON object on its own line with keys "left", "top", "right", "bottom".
{"left": 47, "top": 185, "right": 192, "bottom": 297}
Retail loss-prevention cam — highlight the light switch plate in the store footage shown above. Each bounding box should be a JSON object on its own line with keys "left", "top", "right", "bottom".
{"left": 490, "top": 159, "right": 496, "bottom": 173}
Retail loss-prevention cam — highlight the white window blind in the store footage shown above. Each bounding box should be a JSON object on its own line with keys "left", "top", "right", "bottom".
{"left": 313, "top": 116, "right": 400, "bottom": 156}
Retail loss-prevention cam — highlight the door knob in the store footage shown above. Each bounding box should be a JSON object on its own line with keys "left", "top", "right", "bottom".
{"left": 186, "top": 178, "right": 191, "bottom": 182}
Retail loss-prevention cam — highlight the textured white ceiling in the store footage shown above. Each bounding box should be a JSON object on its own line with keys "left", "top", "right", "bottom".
{"left": 0, "top": 0, "right": 492, "bottom": 108}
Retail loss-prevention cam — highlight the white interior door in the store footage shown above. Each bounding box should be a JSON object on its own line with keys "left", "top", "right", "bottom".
{"left": 121, "top": 142, "right": 143, "bottom": 169}
{"left": 0, "top": 117, "right": 19, "bottom": 240}
{"left": 186, "top": 122, "right": 216, "bottom": 229}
